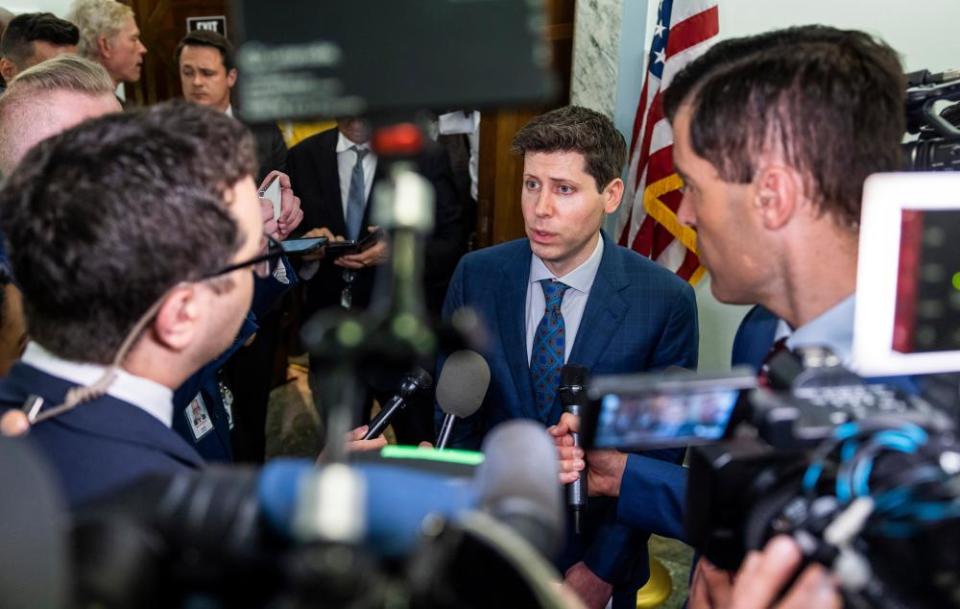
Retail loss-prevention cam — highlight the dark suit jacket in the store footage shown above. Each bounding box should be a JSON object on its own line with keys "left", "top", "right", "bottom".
{"left": 247, "top": 121, "right": 288, "bottom": 182}
{"left": 730, "top": 305, "right": 780, "bottom": 371}
{"left": 286, "top": 128, "right": 464, "bottom": 317}
{"left": 437, "top": 235, "right": 699, "bottom": 600}
{"left": 0, "top": 363, "right": 203, "bottom": 507}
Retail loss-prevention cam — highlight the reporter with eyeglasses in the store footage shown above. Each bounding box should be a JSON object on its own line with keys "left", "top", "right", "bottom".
{"left": 0, "top": 102, "right": 297, "bottom": 506}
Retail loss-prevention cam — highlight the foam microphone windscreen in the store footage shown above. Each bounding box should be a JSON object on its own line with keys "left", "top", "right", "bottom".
{"left": 475, "top": 420, "right": 564, "bottom": 559}
{"left": 435, "top": 350, "right": 490, "bottom": 418}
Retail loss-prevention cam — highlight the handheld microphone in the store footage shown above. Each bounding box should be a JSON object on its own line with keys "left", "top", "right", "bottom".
{"left": 363, "top": 368, "right": 433, "bottom": 440}
{"left": 558, "top": 364, "right": 588, "bottom": 534}
{"left": 476, "top": 420, "right": 564, "bottom": 558}
{"left": 435, "top": 350, "right": 490, "bottom": 449}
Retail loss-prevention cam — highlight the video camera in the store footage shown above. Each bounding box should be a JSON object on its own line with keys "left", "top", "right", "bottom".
{"left": 580, "top": 349, "right": 960, "bottom": 609}
{"left": 903, "top": 68, "right": 960, "bottom": 170}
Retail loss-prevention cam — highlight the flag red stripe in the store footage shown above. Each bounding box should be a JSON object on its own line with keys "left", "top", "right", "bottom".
{"left": 632, "top": 91, "right": 665, "bottom": 192}
{"left": 675, "top": 248, "right": 702, "bottom": 281}
{"left": 629, "top": 76, "right": 651, "bottom": 157}
{"left": 666, "top": 5, "right": 719, "bottom": 58}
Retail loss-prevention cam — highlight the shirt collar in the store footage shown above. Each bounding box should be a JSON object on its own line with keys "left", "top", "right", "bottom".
{"left": 786, "top": 295, "right": 856, "bottom": 365}
{"left": 224, "top": 104, "right": 233, "bottom": 117}
{"left": 20, "top": 342, "right": 175, "bottom": 427}
{"left": 529, "top": 233, "right": 604, "bottom": 294}
{"left": 336, "top": 131, "right": 371, "bottom": 154}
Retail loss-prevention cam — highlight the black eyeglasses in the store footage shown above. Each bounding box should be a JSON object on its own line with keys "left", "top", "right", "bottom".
{"left": 204, "top": 235, "right": 284, "bottom": 280}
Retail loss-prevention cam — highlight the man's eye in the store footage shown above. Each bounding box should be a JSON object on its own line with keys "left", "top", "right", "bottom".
{"left": 557, "top": 184, "right": 574, "bottom": 194}
{"left": 525, "top": 179, "right": 540, "bottom": 190}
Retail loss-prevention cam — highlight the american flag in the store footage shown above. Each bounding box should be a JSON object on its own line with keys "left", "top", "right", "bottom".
{"left": 616, "top": 0, "right": 719, "bottom": 284}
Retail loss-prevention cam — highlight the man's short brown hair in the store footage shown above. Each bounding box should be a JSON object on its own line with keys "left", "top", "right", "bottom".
{"left": 676, "top": 27, "right": 905, "bottom": 228}
{"left": 511, "top": 105, "right": 627, "bottom": 191}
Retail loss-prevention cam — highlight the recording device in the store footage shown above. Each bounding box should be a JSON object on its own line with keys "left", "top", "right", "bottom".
{"left": 853, "top": 172, "right": 960, "bottom": 376}
{"left": 435, "top": 350, "right": 490, "bottom": 449}
{"left": 580, "top": 351, "right": 959, "bottom": 608}
{"left": 323, "top": 228, "right": 386, "bottom": 258}
{"left": 903, "top": 68, "right": 960, "bottom": 170}
{"left": 363, "top": 368, "right": 433, "bottom": 440}
{"left": 558, "top": 365, "right": 588, "bottom": 533}
{"left": 62, "top": 421, "right": 565, "bottom": 609}
{"left": 280, "top": 236, "right": 327, "bottom": 255}
{"left": 258, "top": 173, "right": 282, "bottom": 220}
{"left": 582, "top": 369, "right": 755, "bottom": 451}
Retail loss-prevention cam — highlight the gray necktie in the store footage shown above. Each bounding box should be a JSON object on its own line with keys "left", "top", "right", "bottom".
{"left": 345, "top": 145, "right": 369, "bottom": 240}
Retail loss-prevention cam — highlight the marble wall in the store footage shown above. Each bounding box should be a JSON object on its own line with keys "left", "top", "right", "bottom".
{"left": 570, "top": 0, "right": 624, "bottom": 118}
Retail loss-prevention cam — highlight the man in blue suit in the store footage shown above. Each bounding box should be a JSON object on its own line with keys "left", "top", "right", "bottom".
{"left": 0, "top": 102, "right": 270, "bottom": 507}
{"left": 553, "top": 25, "right": 907, "bottom": 609}
{"left": 439, "top": 105, "right": 699, "bottom": 609}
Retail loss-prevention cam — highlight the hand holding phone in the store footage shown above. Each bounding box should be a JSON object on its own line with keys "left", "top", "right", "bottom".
{"left": 333, "top": 227, "right": 388, "bottom": 269}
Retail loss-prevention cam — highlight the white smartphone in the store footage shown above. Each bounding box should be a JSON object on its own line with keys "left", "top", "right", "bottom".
{"left": 259, "top": 175, "right": 282, "bottom": 220}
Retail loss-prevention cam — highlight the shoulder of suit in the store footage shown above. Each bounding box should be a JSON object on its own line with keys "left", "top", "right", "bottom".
{"left": 459, "top": 238, "right": 530, "bottom": 269}
{"left": 288, "top": 127, "right": 339, "bottom": 156}
{"left": 605, "top": 241, "right": 694, "bottom": 294}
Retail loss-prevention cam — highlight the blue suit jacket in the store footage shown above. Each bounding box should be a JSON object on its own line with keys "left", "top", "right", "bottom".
{"left": 437, "top": 235, "right": 698, "bottom": 598}
{"left": 0, "top": 363, "right": 203, "bottom": 508}
{"left": 730, "top": 305, "right": 780, "bottom": 371}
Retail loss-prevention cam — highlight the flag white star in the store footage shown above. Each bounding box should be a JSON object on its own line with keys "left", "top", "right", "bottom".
{"left": 654, "top": 49, "right": 666, "bottom": 64}
{"left": 654, "top": 21, "right": 666, "bottom": 38}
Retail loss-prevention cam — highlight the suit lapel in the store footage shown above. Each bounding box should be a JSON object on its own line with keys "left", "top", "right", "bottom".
{"left": 568, "top": 238, "right": 629, "bottom": 374}
{"left": 497, "top": 247, "right": 538, "bottom": 420}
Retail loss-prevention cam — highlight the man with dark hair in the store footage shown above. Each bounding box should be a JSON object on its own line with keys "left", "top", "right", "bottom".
{"left": 552, "top": 26, "right": 905, "bottom": 609}
{"left": 0, "top": 101, "right": 266, "bottom": 505}
{"left": 175, "top": 29, "right": 297, "bottom": 463}
{"left": 0, "top": 12, "right": 78, "bottom": 84}
{"left": 440, "top": 104, "right": 698, "bottom": 608}
{"left": 175, "top": 29, "right": 287, "bottom": 182}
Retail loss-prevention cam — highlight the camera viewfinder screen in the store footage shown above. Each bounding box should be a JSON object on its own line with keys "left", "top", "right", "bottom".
{"left": 593, "top": 388, "right": 741, "bottom": 450}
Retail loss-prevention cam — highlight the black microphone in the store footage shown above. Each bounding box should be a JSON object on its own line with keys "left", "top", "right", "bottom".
{"left": 363, "top": 368, "right": 433, "bottom": 440}
{"left": 476, "top": 420, "right": 564, "bottom": 559}
{"left": 558, "top": 364, "right": 588, "bottom": 534}
{"left": 435, "top": 350, "right": 490, "bottom": 449}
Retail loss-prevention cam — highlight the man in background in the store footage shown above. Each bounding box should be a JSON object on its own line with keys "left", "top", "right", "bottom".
{"left": 176, "top": 29, "right": 287, "bottom": 181}
{"left": 0, "top": 12, "right": 78, "bottom": 84}
{"left": 176, "top": 29, "right": 295, "bottom": 462}
{"left": 68, "top": 0, "right": 145, "bottom": 89}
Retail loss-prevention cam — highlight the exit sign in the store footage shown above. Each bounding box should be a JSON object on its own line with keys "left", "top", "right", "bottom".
{"left": 187, "top": 16, "right": 227, "bottom": 36}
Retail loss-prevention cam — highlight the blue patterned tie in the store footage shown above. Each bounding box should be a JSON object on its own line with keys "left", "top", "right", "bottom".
{"left": 345, "top": 145, "right": 368, "bottom": 240}
{"left": 530, "top": 279, "right": 569, "bottom": 416}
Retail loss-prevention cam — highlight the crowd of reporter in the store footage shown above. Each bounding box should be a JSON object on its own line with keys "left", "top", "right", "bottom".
{"left": 0, "top": 1, "right": 947, "bottom": 607}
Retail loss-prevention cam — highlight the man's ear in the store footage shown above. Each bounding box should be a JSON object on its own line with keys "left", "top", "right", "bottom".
{"left": 152, "top": 285, "right": 200, "bottom": 352}
{"left": 0, "top": 58, "right": 16, "bottom": 82}
{"left": 96, "top": 34, "right": 112, "bottom": 59}
{"left": 602, "top": 177, "right": 624, "bottom": 214}
{"left": 226, "top": 68, "right": 238, "bottom": 89}
{"left": 753, "top": 165, "right": 802, "bottom": 230}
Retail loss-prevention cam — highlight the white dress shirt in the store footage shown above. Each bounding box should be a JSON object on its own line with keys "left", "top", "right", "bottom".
{"left": 20, "top": 342, "right": 175, "bottom": 427}
{"left": 336, "top": 131, "right": 377, "bottom": 220}
{"left": 786, "top": 295, "right": 856, "bottom": 366}
{"left": 525, "top": 235, "right": 605, "bottom": 363}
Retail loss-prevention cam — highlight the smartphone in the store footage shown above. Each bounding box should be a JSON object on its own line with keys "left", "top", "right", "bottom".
{"left": 580, "top": 369, "right": 756, "bottom": 451}
{"left": 258, "top": 175, "right": 282, "bottom": 220}
{"left": 280, "top": 236, "right": 327, "bottom": 255}
{"left": 324, "top": 228, "right": 386, "bottom": 258}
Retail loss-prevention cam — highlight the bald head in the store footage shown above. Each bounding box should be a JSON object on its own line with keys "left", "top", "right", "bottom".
{"left": 0, "top": 54, "right": 119, "bottom": 175}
